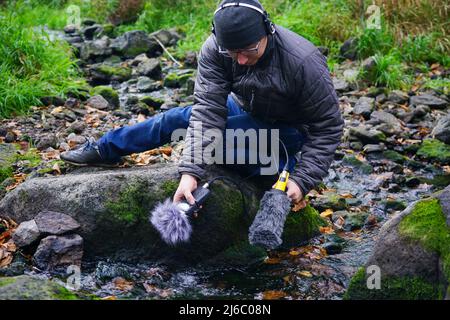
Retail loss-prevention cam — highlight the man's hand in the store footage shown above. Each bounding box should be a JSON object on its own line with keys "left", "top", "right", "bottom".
{"left": 173, "top": 174, "right": 198, "bottom": 204}
{"left": 272, "top": 179, "right": 307, "bottom": 209}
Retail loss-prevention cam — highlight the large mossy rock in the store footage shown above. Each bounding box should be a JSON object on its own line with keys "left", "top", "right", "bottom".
{"left": 345, "top": 185, "right": 450, "bottom": 300}
{"left": 0, "top": 275, "right": 79, "bottom": 300}
{"left": 0, "top": 163, "right": 324, "bottom": 266}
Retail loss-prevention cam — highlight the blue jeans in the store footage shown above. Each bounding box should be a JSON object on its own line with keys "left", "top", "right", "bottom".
{"left": 97, "top": 95, "right": 305, "bottom": 176}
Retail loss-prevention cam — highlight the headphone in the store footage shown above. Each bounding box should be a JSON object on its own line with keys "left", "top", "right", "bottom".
{"left": 211, "top": 1, "right": 276, "bottom": 36}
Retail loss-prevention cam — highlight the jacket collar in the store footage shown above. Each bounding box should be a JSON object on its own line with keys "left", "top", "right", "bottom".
{"left": 254, "top": 32, "right": 275, "bottom": 68}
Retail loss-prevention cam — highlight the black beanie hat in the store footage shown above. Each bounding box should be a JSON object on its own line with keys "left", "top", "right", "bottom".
{"left": 213, "top": 0, "right": 268, "bottom": 50}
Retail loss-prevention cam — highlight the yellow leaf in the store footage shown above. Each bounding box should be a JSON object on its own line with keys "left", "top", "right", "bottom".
{"left": 289, "top": 249, "right": 301, "bottom": 256}
{"left": 320, "top": 209, "right": 333, "bottom": 219}
{"left": 297, "top": 270, "right": 313, "bottom": 278}
{"left": 101, "top": 296, "right": 117, "bottom": 300}
{"left": 50, "top": 106, "right": 64, "bottom": 114}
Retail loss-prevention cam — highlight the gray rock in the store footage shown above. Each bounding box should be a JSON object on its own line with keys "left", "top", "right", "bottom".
{"left": 33, "top": 234, "right": 83, "bottom": 270}
{"left": 0, "top": 143, "right": 18, "bottom": 167}
{"left": 12, "top": 220, "right": 40, "bottom": 247}
{"left": 89, "top": 63, "right": 132, "bottom": 83}
{"left": 365, "top": 203, "right": 442, "bottom": 284}
{"left": 82, "top": 18, "right": 96, "bottom": 26}
{"left": 333, "top": 77, "right": 349, "bottom": 92}
{"left": 413, "top": 104, "right": 431, "bottom": 118}
{"left": 41, "top": 96, "right": 65, "bottom": 106}
{"left": 340, "top": 37, "right": 358, "bottom": 60}
{"left": 80, "top": 37, "right": 112, "bottom": 61}
{"left": 353, "top": 97, "right": 375, "bottom": 119}
{"left": 349, "top": 126, "right": 386, "bottom": 144}
{"left": 136, "top": 76, "right": 160, "bottom": 92}
{"left": 36, "top": 134, "right": 58, "bottom": 150}
{"left": 110, "top": 30, "right": 160, "bottom": 58}
{"left": 368, "top": 110, "right": 403, "bottom": 136}
{"left": 85, "top": 95, "right": 110, "bottom": 110}
{"left": 34, "top": 210, "right": 80, "bottom": 235}
{"left": 67, "top": 121, "right": 86, "bottom": 134}
{"left": 64, "top": 98, "right": 80, "bottom": 109}
{"left": 410, "top": 94, "right": 448, "bottom": 109}
{"left": 136, "top": 58, "right": 162, "bottom": 79}
{"left": 361, "top": 56, "right": 376, "bottom": 73}
{"left": 0, "top": 164, "right": 265, "bottom": 265}
{"left": 184, "top": 51, "right": 197, "bottom": 68}
{"left": 81, "top": 24, "right": 103, "bottom": 40}
{"left": 363, "top": 143, "right": 386, "bottom": 153}
{"left": 149, "top": 28, "right": 181, "bottom": 47}
{"left": 387, "top": 90, "right": 409, "bottom": 104}
{"left": 322, "top": 241, "right": 343, "bottom": 255}
{"left": 432, "top": 113, "right": 450, "bottom": 144}
{"left": 63, "top": 24, "right": 78, "bottom": 34}
{"left": 4, "top": 132, "right": 16, "bottom": 143}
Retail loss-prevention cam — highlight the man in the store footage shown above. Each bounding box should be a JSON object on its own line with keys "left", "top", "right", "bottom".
{"left": 61, "top": 0, "right": 344, "bottom": 209}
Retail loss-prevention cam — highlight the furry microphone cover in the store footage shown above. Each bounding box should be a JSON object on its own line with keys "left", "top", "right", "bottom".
{"left": 248, "top": 189, "right": 292, "bottom": 250}
{"left": 150, "top": 198, "right": 193, "bottom": 245}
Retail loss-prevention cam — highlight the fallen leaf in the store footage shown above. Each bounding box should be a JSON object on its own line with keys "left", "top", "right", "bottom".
{"left": 320, "top": 209, "right": 333, "bottom": 219}
{"left": 101, "top": 296, "right": 117, "bottom": 300}
{"left": 262, "top": 290, "right": 287, "bottom": 300}
{"left": 52, "top": 162, "right": 61, "bottom": 175}
{"left": 143, "top": 282, "right": 173, "bottom": 298}
{"left": 50, "top": 106, "right": 64, "bottom": 114}
{"left": 113, "top": 277, "right": 134, "bottom": 291}
{"left": 297, "top": 270, "right": 313, "bottom": 278}
{"left": 319, "top": 226, "right": 334, "bottom": 234}
{"left": 41, "top": 150, "right": 60, "bottom": 161}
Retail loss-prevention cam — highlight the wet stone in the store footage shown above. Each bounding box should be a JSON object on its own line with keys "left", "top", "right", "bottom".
{"left": 12, "top": 220, "right": 40, "bottom": 247}
{"left": 34, "top": 210, "right": 80, "bottom": 235}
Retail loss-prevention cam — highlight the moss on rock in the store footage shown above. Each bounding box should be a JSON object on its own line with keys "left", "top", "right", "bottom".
{"left": 383, "top": 150, "right": 408, "bottom": 164}
{"left": 207, "top": 241, "right": 267, "bottom": 266}
{"left": 104, "top": 179, "right": 155, "bottom": 226}
{"left": 398, "top": 198, "right": 450, "bottom": 281}
{"left": 90, "top": 86, "right": 120, "bottom": 108}
{"left": 0, "top": 275, "right": 79, "bottom": 300}
{"left": 282, "top": 204, "right": 327, "bottom": 248}
{"left": 344, "top": 267, "right": 442, "bottom": 300}
{"left": 163, "top": 72, "right": 194, "bottom": 88}
{"left": 342, "top": 155, "right": 373, "bottom": 174}
{"left": 417, "top": 139, "right": 450, "bottom": 163}
{"left": 94, "top": 64, "right": 132, "bottom": 82}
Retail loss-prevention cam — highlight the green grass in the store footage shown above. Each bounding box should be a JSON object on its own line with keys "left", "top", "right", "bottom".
{"left": 0, "top": 12, "right": 86, "bottom": 118}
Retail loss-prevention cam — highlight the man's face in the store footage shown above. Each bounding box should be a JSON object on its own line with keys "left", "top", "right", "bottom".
{"left": 225, "top": 36, "right": 268, "bottom": 66}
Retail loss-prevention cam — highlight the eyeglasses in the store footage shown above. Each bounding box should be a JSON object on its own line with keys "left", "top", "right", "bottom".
{"left": 218, "top": 40, "right": 262, "bottom": 58}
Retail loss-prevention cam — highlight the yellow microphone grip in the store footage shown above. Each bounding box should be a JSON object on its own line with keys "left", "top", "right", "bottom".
{"left": 273, "top": 170, "right": 289, "bottom": 192}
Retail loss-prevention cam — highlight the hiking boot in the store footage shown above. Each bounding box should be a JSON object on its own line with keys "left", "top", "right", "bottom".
{"left": 60, "top": 137, "right": 120, "bottom": 167}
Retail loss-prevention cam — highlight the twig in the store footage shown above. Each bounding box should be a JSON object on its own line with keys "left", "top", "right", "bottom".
{"left": 151, "top": 36, "right": 183, "bottom": 67}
